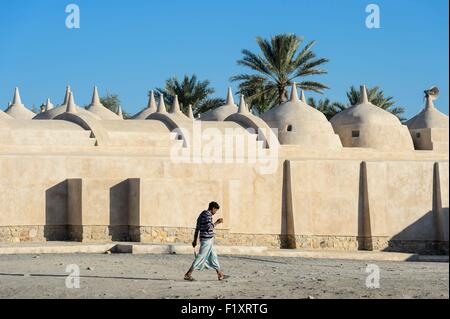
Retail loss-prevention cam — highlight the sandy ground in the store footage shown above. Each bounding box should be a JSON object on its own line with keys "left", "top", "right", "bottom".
{"left": 0, "top": 254, "right": 448, "bottom": 299}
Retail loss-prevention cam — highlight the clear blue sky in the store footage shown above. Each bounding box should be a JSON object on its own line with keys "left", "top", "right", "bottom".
{"left": 0, "top": 0, "right": 448, "bottom": 118}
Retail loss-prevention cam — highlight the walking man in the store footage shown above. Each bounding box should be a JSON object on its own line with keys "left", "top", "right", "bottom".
{"left": 184, "top": 201, "right": 226, "bottom": 281}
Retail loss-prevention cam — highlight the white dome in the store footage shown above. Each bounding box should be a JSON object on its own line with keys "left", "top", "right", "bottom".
{"left": 330, "top": 85, "right": 414, "bottom": 151}
{"left": 85, "top": 87, "right": 121, "bottom": 120}
{"left": 200, "top": 88, "right": 237, "bottom": 121}
{"left": 406, "top": 97, "right": 448, "bottom": 129}
{"left": 261, "top": 84, "right": 341, "bottom": 149}
{"left": 5, "top": 88, "right": 35, "bottom": 120}
{"left": 87, "top": 105, "right": 121, "bottom": 120}
{"left": 331, "top": 103, "right": 401, "bottom": 127}
{"left": 132, "top": 91, "right": 157, "bottom": 119}
{"left": 1, "top": 109, "right": 12, "bottom": 119}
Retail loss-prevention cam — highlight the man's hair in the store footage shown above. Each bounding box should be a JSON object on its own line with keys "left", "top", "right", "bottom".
{"left": 208, "top": 201, "right": 220, "bottom": 210}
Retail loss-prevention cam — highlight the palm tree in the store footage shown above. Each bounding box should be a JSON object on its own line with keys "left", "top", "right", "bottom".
{"left": 83, "top": 93, "right": 130, "bottom": 119}
{"left": 100, "top": 93, "right": 131, "bottom": 119}
{"left": 239, "top": 86, "right": 277, "bottom": 115}
{"left": 344, "top": 86, "right": 406, "bottom": 121}
{"left": 156, "top": 74, "right": 224, "bottom": 116}
{"left": 307, "top": 97, "right": 347, "bottom": 120}
{"left": 230, "top": 33, "right": 329, "bottom": 112}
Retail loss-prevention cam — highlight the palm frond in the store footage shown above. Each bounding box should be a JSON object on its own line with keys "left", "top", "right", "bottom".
{"left": 231, "top": 33, "right": 329, "bottom": 109}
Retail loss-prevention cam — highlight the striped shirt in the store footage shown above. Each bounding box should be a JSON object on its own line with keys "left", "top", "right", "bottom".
{"left": 196, "top": 210, "right": 215, "bottom": 240}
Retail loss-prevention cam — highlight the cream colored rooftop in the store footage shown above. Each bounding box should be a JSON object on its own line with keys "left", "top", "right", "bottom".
{"left": 330, "top": 85, "right": 414, "bottom": 151}
{"left": 406, "top": 95, "right": 449, "bottom": 129}
{"left": 261, "top": 83, "right": 342, "bottom": 150}
{"left": 0, "top": 109, "right": 12, "bottom": 119}
{"left": 1, "top": 84, "right": 448, "bottom": 153}
{"left": 33, "top": 86, "right": 101, "bottom": 120}
{"left": 132, "top": 91, "right": 157, "bottom": 119}
{"left": 0, "top": 83, "right": 448, "bottom": 255}
{"left": 331, "top": 86, "right": 402, "bottom": 127}
{"left": 199, "top": 88, "right": 238, "bottom": 121}
{"left": 5, "top": 88, "right": 36, "bottom": 120}
{"left": 86, "top": 86, "right": 122, "bottom": 120}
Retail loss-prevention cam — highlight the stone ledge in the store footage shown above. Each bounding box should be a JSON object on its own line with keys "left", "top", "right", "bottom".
{"left": 1, "top": 226, "right": 448, "bottom": 255}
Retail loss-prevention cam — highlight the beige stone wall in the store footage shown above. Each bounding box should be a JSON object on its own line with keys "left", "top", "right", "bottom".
{"left": 410, "top": 128, "right": 433, "bottom": 150}
{"left": 0, "top": 121, "right": 448, "bottom": 254}
{"left": 437, "top": 162, "right": 449, "bottom": 242}
{"left": 287, "top": 160, "right": 363, "bottom": 238}
{"left": 285, "top": 159, "right": 448, "bottom": 253}
{"left": 333, "top": 124, "right": 414, "bottom": 151}
{"left": 130, "top": 226, "right": 285, "bottom": 247}
{"left": 409, "top": 128, "right": 449, "bottom": 152}
{"left": 365, "top": 161, "right": 435, "bottom": 241}
{"left": 0, "top": 154, "right": 283, "bottom": 241}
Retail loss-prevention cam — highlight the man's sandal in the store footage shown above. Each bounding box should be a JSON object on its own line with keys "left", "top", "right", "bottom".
{"left": 218, "top": 274, "right": 229, "bottom": 281}
{"left": 184, "top": 275, "right": 196, "bottom": 281}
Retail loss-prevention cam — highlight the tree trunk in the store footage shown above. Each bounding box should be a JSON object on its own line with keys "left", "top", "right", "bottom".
{"left": 278, "top": 85, "right": 285, "bottom": 105}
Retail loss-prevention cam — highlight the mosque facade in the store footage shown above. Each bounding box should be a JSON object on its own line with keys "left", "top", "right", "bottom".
{"left": 0, "top": 84, "right": 448, "bottom": 254}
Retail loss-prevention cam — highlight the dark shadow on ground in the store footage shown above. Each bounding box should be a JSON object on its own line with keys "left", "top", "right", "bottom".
{"left": 224, "top": 256, "right": 287, "bottom": 264}
{"left": 0, "top": 272, "right": 169, "bottom": 281}
{"left": 385, "top": 209, "right": 449, "bottom": 255}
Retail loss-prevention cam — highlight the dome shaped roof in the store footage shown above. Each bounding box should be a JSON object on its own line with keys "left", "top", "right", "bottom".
{"left": 33, "top": 86, "right": 100, "bottom": 120}
{"left": 85, "top": 87, "right": 121, "bottom": 120}
{"left": 88, "top": 105, "right": 121, "bottom": 120}
{"left": 168, "top": 95, "right": 191, "bottom": 120}
{"left": 5, "top": 87, "right": 36, "bottom": 120}
{"left": 330, "top": 85, "right": 414, "bottom": 151}
{"left": 330, "top": 86, "right": 401, "bottom": 127}
{"left": 40, "top": 98, "right": 54, "bottom": 112}
{"left": 1, "top": 108, "right": 12, "bottom": 119}
{"left": 34, "top": 86, "right": 72, "bottom": 120}
{"left": 261, "top": 85, "right": 329, "bottom": 124}
{"left": 200, "top": 88, "right": 237, "bottom": 121}
{"left": 260, "top": 84, "right": 342, "bottom": 149}
{"left": 132, "top": 91, "right": 157, "bottom": 119}
{"left": 406, "top": 96, "right": 448, "bottom": 129}
{"left": 34, "top": 105, "right": 98, "bottom": 119}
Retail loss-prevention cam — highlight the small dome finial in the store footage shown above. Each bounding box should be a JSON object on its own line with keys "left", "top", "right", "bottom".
{"left": 45, "top": 98, "right": 54, "bottom": 111}
{"left": 238, "top": 94, "right": 249, "bottom": 114}
{"left": 91, "top": 86, "right": 102, "bottom": 106}
{"left": 66, "top": 92, "right": 77, "bottom": 113}
{"left": 360, "top": 85, "right": 369, "bottom": 104}
{"left": 12, "top": 87, "right": 23, "bottom": 106}
{"left": 148, "top": 91, "right": 157, "bottom": 111}
{"left": 188, "top": 104, "right": 194, "bottom": 119}
{"left": 226, "top": 87, "right": 235, "bottom": 105}
{"left": 425, "top": 94, "right": 435, "bottom": 110}
{"left": 62, "top": 86, "right": 71, "bottom": 106}
{"left": 117, "top": 105, "right": 124, "bottom": 119}
{"left": 300, "top": 90, "right": 306, "bottom": 103}
{"left": 157, "top": 94, "right": 167, "bottom": 113}
{"left": 171, "top": 95, "right": 181, "bottom": 114}
{"left": 290, "top": 83, "right": 299, "bottom": 102}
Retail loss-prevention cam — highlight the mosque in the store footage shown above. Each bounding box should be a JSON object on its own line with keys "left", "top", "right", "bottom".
{"left": 0, "top": 83, "right": 448, "bottom": 254}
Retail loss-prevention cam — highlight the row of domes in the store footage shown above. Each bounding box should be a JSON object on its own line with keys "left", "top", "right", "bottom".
{"left": 0, "top": 86, "right": 198, "bottom": 121}
{"left": 1, "top": 84, "right": 448, "bottom": 151}
{"left": 0, "top": 86, "right": 123, "bottom": 120}
{"left": 3, "top": 84, "right": 446, "bottom": 128}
